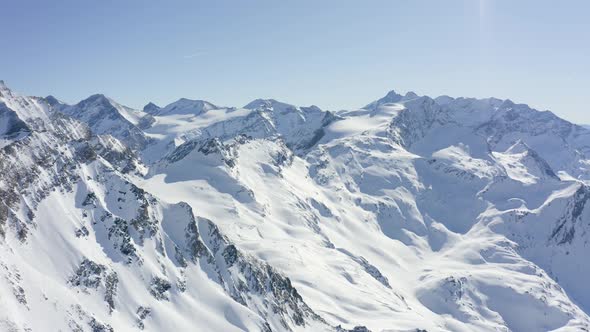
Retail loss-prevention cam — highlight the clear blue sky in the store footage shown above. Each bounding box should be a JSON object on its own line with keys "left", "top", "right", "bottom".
{"left": 1, "top": 1, "right": 589, "bottom": 123}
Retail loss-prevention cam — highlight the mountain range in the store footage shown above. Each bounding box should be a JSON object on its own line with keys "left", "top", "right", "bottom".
{"left": 1, "top": 79, "right": 589, "bottom": 332}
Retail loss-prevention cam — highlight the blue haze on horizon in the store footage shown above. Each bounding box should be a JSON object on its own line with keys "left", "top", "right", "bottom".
{"left": 0, "top": 0, "right": 588, "bottom": 123}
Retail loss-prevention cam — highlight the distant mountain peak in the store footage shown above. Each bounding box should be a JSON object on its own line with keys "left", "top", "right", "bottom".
{"left": 85, "top": 93, "right": 108, "bottom": 100}
{"left": 156, "top": 98, "right": 218, "bottom": 116}
{"left": 384, "top": 89, "right": 402, "bottom": 99}
{"left": 434, "top": 95, "right": 455, "bottom": 105}
{"left": 143, "top": 102, "right": 161, "bottom": 114}
{"left": 404, "top": 91, "right": 419, "bottom": 99}
{"left": 78, "top": 93, "right": 114, "bottom": 107}
{"left": 500, "top": 98, "right": 516, "bottom": 108}
{"left": 44, "top": 95, "right": 65, "bottom": 107}
{"left": 243, "top": 98, "right": 296, "bottom": 111}
{"left": 363, "top": 90, "right": 405, "bottom": 110}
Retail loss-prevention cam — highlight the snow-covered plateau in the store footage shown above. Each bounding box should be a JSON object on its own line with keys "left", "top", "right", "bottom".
{"left": 1, "top": 80, "right": 589, "bottom": 332}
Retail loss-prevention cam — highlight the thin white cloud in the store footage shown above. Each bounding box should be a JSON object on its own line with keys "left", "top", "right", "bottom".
{"left": 183, "top": 50, "right": 206, "bottom": 59}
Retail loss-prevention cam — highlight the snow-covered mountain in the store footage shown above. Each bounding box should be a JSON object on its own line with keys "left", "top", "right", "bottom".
{"left": 1, "top": 81, "right": 589, "bottom": 332}
{"left": 57, "top": 94, "right": 154, "bottom": 151}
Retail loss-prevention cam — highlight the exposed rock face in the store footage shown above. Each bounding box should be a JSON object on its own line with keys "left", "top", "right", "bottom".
{"left": 0, "top": 102, "right": 30, "bottom": 145}
{"left": 135, "top": 306, "right": 151, "bottom": 330}
{"left": 0, "top": 113, "right": 93, "bottom": 241}
{"left": 69, "top": 259, "right": 119, "bottom": 312}
{"left": 199, "top": 218, "right": 326, "bottom": 330}
{"left": 148, "top": 276, "right": 171, "bottom": 300}
{"left": 550, "top": 185, "right": 590, "bottom": 245}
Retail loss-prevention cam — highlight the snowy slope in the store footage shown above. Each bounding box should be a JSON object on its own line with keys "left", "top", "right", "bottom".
{"left": 1, "top": 81, "right": 590, "bottom": 332}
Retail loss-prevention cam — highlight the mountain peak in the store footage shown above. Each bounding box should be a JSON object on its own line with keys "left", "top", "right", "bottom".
{"left": 243, "top": 99, "right": 299, "bottom": 113}
{"left": 157, "top": 98, "right": 218, "bottom": 116}
{"left": 81, "top": 93, "right": 111, "bottom": 105}
{"left": 384, "top": 89, "right": 402, "bottom": 99}
{"left": 73, "top": 94, "right": 122, "bottom": 113}
{"left": 499, "top": 99, "right": 517, "bottom": 109}
{"left": 404, "top": 91, "right": 419, "bottom": 99}
{"left": 87, "top": 93, "right": 107, "bottom": 99}
{"left": 43, "top": 95, "right": 67, "bottom": 111}
{"left": 44, "top": 95, "right": 64, "bottom": 107}
{"left": 0, "top": 80, "right": 11, "bottom": 94}
{"left": 434, "top": 95, "right": 454, "bottom": 105}
{"left": 143, "top": 102, "right": 161, "bottom": 114}
{"left": 499, "top": 139, "right": 560, "bottom": 181}
{"left": 363, "top": 90, "right": 404, "bottom": 110}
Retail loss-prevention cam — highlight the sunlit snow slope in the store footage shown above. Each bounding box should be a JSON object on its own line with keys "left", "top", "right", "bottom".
{"left": 1, "top": 80, "right": 589, "bottom": 332}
